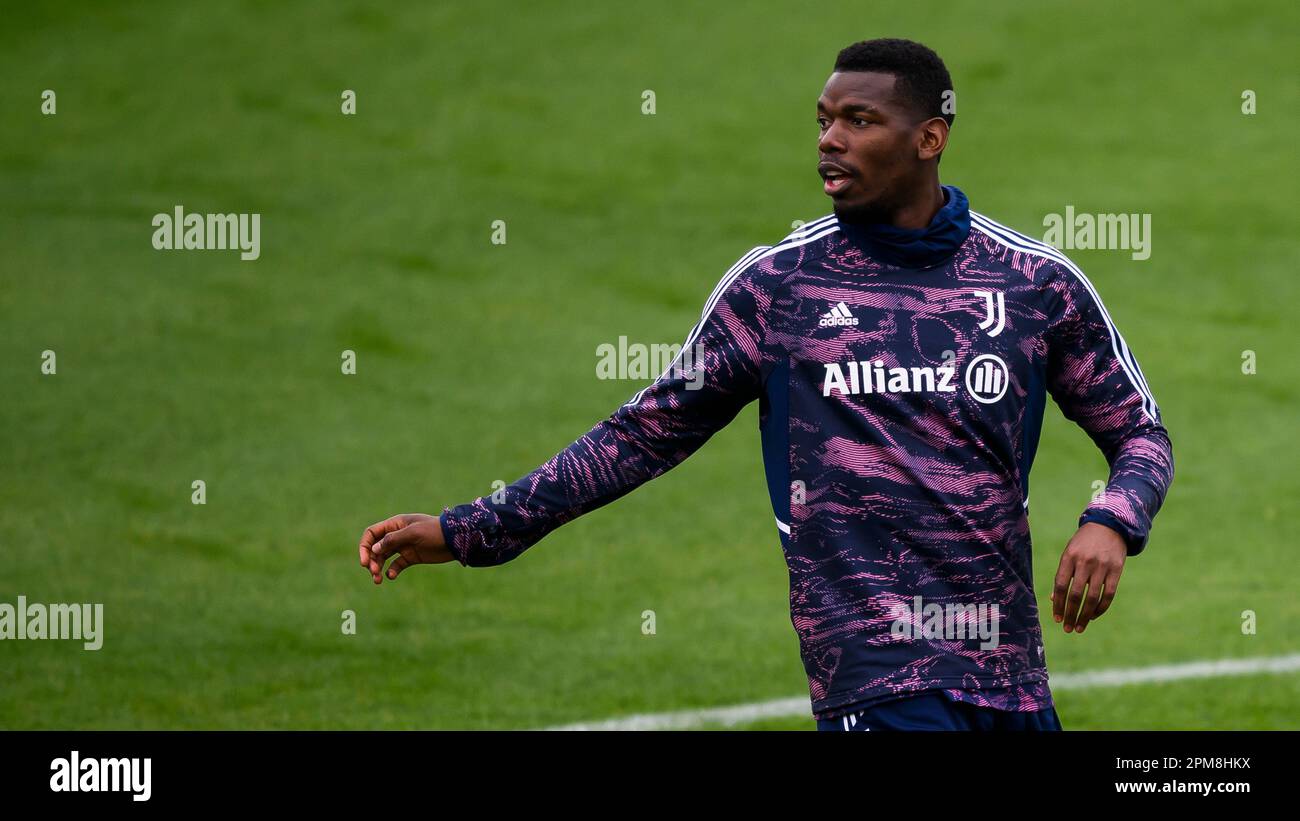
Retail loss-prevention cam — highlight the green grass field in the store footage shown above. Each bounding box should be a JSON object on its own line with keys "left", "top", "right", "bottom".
{"left": 1, "top": 0, "right": 1296, "bottom": 730}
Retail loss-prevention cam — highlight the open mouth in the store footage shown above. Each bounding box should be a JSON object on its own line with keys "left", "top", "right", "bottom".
{"left": 819, "top": 162, "right": 853, "bottom": 197}
{"left": 823, "top": 174, "right": 851, "bottom": 196}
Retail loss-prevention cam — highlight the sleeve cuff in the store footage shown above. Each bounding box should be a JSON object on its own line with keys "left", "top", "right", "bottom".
{"left": 439, "top": 509, "right": 469, "bottom": 567}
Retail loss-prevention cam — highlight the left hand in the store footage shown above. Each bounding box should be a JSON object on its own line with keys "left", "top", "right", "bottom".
{"left": 1051, "top": 522, "right": 1127, "bottom": 634}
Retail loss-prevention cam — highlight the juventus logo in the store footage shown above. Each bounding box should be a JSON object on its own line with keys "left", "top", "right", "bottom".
{"left": 973, "top": 290, "right": 1005, "bottom": 337}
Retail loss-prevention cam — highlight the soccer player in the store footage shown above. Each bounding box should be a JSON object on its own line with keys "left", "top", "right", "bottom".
{"left": 358, "top": 38, "right": 1174, "bottom": 731}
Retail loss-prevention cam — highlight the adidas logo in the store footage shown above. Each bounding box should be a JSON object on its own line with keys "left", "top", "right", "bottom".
{"left": 819, "top": 301, "right": 859, "bottom": 327}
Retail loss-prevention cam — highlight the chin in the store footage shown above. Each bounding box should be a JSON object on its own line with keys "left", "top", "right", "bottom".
{"left": 834, "top": 197, "right": 885, "bottom": 224}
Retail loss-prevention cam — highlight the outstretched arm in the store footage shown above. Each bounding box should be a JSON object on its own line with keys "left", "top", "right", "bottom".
{"left": 1043, "top": 259, "right": 1175, "bottom": 633}
{"left": 360, "top": 248, "right": 774, "bottom": 581}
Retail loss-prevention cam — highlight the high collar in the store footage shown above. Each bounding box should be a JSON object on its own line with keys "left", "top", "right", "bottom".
{"left": 834, "top": 184, "right": 971, "bottom": 270}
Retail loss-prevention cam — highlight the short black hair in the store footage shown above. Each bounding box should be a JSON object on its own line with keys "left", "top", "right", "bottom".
{"left": 833, "top": 38, "right": 954, "bottom": 128}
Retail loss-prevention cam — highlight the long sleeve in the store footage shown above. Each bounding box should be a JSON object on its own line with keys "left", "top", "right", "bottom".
{"left": 439, "top": 248, "right": 774, "bottom": 566}
{"left": 1044, "top": 259, "right": 1174, "bottom": 556}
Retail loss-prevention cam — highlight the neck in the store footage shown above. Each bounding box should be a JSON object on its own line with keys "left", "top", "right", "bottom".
{"left": 836, "top": 176, "right": 946, "bottom": 229}
{"left": 888, "top": 180, "right": 945, "bottom": 229}
{"left": 830, "top": 182, "right": 971, "bottom": 270}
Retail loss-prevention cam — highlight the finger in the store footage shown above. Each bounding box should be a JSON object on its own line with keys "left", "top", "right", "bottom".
{"left": 1094, "top": 573, "right": 1120, "bottom": 619}
{"left": 1062, "top": 572, "right": 1087, "bottom": 633}
{"left": 360, "top": 542, "right": 382, "bottom": 579}
{"left": 361, "top": 540, "right": 382, "bottom": 576}
{"left": 385, "top": 541, "right": 431, "bottom": 580}
{"left": 359, "top": 516, "right": 408, "bottom": 563}
{"left": 386, "top": 552, "right": 414, "bottom": 580}
{"left": 370, "top": 524, "right": 419, "bottom": 564}
{"left": 1051, "top": 554, "right": 1075, "bottom": 625}
{"left": 1074, "top": 567, "right": 1108, "bottom": 633}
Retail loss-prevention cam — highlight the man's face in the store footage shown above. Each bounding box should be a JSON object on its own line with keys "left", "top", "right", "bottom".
{"left": 817, "top": 71, "right": 928, "bottom": 221}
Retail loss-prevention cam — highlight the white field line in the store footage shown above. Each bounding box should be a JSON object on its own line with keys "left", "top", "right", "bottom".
{"left": 545, "top": 652, "right": 1300, "bottom": 731}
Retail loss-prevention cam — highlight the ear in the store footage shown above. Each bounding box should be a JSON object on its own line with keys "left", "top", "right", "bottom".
{"left": 916, "top": 117, "right": 949, "bottom": 162}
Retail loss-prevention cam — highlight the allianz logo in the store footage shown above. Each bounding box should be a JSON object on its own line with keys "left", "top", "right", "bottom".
{"left": 822, "top": 354, "right": 1009, "bottom": 404}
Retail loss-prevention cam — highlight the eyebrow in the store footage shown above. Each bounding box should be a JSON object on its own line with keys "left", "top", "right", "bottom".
{"left": 816, "top": 99, "right": 881, "bottom": 114}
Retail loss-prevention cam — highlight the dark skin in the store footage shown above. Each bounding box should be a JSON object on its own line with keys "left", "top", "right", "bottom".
{"left": 359, "top": 70, "right": 1128, "bottom": 635}
{"left": 816, "top": 70, "right": 948, "bottom": 227}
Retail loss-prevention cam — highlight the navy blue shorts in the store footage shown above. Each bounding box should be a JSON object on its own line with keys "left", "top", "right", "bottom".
{"left": 817, "top": 692, "right": 1063, "bottom": 731}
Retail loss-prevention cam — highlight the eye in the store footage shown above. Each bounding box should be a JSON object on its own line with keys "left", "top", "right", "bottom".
{"left": 816, "top": 117, "right": 829, "bottom": 129}
{"left": 852, "top": 117, "right": 869, "bottom": 127}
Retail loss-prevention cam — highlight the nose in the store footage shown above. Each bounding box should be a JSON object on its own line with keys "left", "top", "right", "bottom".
{"left": 818, "top": 120, "right": 846, "bottom": 154}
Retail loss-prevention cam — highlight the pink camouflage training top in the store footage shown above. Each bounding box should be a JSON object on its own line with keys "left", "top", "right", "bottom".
{"left": 439, "top": 185, "right": 1175, "bottom": 720}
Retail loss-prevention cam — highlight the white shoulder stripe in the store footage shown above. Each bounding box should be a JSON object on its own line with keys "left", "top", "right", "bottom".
{"left": 971, "top": 213, "right": 1157, "bottom": 417}
{"left": 970, "top": 212, "right": 1156, "bottom": 406}
{"left": 781, "top": 214, "right": 837, "bottom": 242}
{"left": 698, "top": 244, "right": 771, "bottom": 320}
{"left": 624, "top": 222, "right": 841, "bottom": 407}
{"left": 970, "top": 212, "right": 1158, "bottom": 421}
